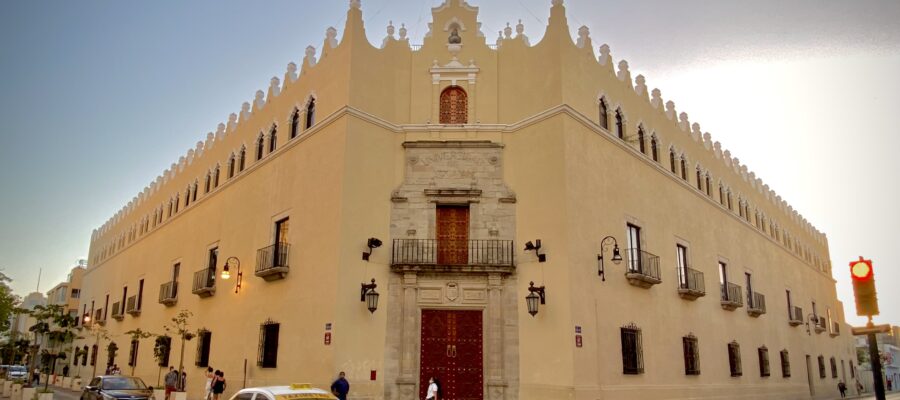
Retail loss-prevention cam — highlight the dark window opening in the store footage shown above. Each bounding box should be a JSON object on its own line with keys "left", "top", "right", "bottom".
{"left": 683, "top": 334, "right": 700, "bottom": 375}
{"left": 615, "top": 109, "right": 625, "bottom": 139}
{"left": 620, "top": 323, "right": 644, "bottom": 374}
{"left": 195, "top": 330, "right": 212, "bottom": 367}
{"left": 258, "top": 320, "right": 280, "bottom": 368}
{"left": 758, "top": 346, "right": 770, "bottom": 377}
{"left": 268, "top": 125, "right": 277, "bottom": 153}
{"left": 305, "top": 98, "right": 316, "bottom": 129}
{"left": 728, "top": 341, "right": 742, "bottom": 377}
{"left": 780, "top": 350, "right": 791, "bottom": 378}
{"left": 290, "top": 109, "right": 300, "bottom": 139}
{"left": 599, "top": 99, "right": 609, "bottom": 129}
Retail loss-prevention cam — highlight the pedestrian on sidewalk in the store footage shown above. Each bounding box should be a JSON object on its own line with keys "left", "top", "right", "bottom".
{"left": 211, "top": 370, "right": 226, "bottom": 400}
{"left": 330, "top": 371, "right": 349, "bottom": 400}
{"left": 837, "top": 381, "right": 847, "bottom": 398}
{"left": 164, "top": 366, "right": 179, "bottom": 400}
{"left": 203, "top": 367, "right": 214, "bottom": 400}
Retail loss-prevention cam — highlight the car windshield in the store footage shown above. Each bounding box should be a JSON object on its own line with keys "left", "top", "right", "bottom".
{"left": 10, "top": 367, "right": 25, "bottom": 372}
{"left": 102, "top": 377, "right": 148, "bottom": 390}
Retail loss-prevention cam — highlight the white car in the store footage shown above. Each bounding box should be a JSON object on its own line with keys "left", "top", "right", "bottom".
{"left": 228, "top": 384, "right": 336, "bottom": 400}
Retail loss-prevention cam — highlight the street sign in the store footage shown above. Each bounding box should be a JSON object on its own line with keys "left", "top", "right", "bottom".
{"left": 851, "top": 324, "right": 892, "bottom": 336}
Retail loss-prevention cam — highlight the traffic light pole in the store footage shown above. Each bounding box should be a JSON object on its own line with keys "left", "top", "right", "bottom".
{"left": 867, "top": 331, "right": 886, "bottom": 400}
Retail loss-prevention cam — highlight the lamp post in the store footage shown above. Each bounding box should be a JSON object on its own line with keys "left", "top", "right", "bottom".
{"left": 221, "top": 257, "right": 242, "bottom": 293}
{"left": 525, "top": 282, "right": 546, "bottom": 317}
{"left": 360, "top": 279, "right": 379, "bottom": 313}
{"left": 597, "top": 235, "right": 623, "bottom": 281}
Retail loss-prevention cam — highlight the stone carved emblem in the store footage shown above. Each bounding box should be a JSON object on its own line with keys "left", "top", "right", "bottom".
{"left": 446, "top": 282, "right": 459, "bottom": 302}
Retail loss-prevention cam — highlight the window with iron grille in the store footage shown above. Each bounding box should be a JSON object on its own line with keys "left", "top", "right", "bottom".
{"left": 599, "top": 98, "right": 609, "bottom": 130}
{"left": 290, "top": 109, "right": 300, "bottom": 139}
{"left": 615, "top": 109, "right": 625, "bottom": 139}
{"left": 82, "top": 345, "right": 88, "bottom": 366}
{"left": 818, "top": 355, "right": 826, "bottom": 378}
{"left": 728, "top": 341, "right": 742, "bottom": 377}
{"left": 90, "top": 344, "right": 98, "bottom": 366}
{"left": 620, "top": 323, "right": 644, "bottom": 374}
{"left": 683, "top": 334, "right": 700, "bottom": 375}
{"left": 758, "top": 346, "right": 770, "bottom": 377}
{"left": 195, "top": 330, "right": 212, "bottom": 367}
{"left": 638, "top": 127, "right": 646, "bottom": 154}
{"left": 780, "top": 350, "right": 790, "bottom": 377}
{"left": 830, "top": 357, "right": 837, "bottom": 378}
{"left": 128, "top": 339, "right": 139, "bottom": 367}
{"left": 156, "top": 336, "right": 172, "bottom": 367}
{"left": 258, "top": 320, "right": 280, "bottom": 368}
{"left": 268, "top": 125, "right": 277, "bottom": 153}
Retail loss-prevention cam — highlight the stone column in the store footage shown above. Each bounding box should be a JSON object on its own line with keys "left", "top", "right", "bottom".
{"left": 397, "top": 272, "right": 419, "bottom": 398}
{"left": 486, "top": 273, "right": 506, "bottom": 400}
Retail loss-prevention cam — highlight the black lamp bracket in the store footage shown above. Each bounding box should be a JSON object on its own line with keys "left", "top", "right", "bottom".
{"left": 597, "top": 235, "right": 620, "bottom": 281}
{"left": 361, "top": 279, "right": 377, "bottom": 302}
{"left": 528, "top": 281, "right": 546, "bottom": 304}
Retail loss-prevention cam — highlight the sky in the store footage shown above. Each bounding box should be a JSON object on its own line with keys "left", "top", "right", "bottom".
{"left": 0, "top": 0, "right": 898, "bottom": 327}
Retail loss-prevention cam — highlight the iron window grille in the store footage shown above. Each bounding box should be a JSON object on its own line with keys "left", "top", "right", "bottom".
{"left": 728, "top": 341, "right": 742, "bottom": 377}
{"left": 81, "top": 345, "right": 88, "bottom": 366}
{"left": 156, "top": 336, "right": 172, "bottom": 367}
{"left": 620, "top": 323, "right": 644, "bottom": 375}
{"left": 598, "top": 99, "right": 609, "bottom": 130}
{"left": 195, "top": 329, "right": 212, "bottom": 367}
{"left": 90, "top": 344, "right": 98, "bottom": 366}
{"left": 258, "top": 319, "right": 280, "bottom": 368}
{"left": 830, "top": 357, "right": 837, "bottom": 378}
{"left": 780, "top": 350, "right": 790, "bottom": 378}
{"left": 758, "top": 346, "right": 770, "bottom": 377}
{"left": 683, "top": 334, "right": 700, "bottom": 375}
{"left": 128, "top": 339, "right": 139, "bottom": 367}
{"left": 818, "top": 355, "right": 826, "bottom": 379}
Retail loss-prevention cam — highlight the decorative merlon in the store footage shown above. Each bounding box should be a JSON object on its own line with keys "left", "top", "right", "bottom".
{"left": 598, "top": 44, "right": 610, "bottom": 65}
{"left": 304, "top": 45, "right": 318, "bottom": 67}
{"left": 326, "top": 27, "right": 339, "bottom": 48}
{"left": 239, "top": 102, "right": 251, "bottom": 123}
{"left": 253, "top": 90, "right": 265, "bottom": 111}
{"left": 616, "top": 60, "right": 631, "bottom": 82}
{"left": 350, "top": 0, "right": 360, "bottom": 9}
{"left": 227, "top": 113, "right": 238, "bottom": 132}
{"left": 634, "top": 74, "right": 647, "bottom": 97}
{"left": 285, "top": 62, "right": 298, "bottom": 83}
{"left": 516, "top": 20, "right": 529, "bottom": 45}
{"left": 576, "top": 25, "right": 590, "bottom": 49}
{"left": 650, "top": 89, "right": 662, "bottom": 109}
{"left": 678, "top": 112, "right": 689, "bottom": 131}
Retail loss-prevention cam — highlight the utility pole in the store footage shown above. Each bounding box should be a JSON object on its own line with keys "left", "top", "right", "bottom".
{"left": 867, "top": 328, "right": 886, "bottom": 400}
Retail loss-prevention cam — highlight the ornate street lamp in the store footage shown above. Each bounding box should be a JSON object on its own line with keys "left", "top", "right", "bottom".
{"left": 526, "top": 281, "right": 546, "bottom": 317}
{"left": 597, "top": 235, "right": 623, "bottom": 281}
{"left": 360, "top": 279, "right": 379, "bottom": 313}
{"left": 221, "top": 257, "right": 242, "bottom": 293}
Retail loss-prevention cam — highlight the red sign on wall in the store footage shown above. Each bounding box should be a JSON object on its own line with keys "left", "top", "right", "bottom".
{"left": 575, "top": 334, "right": 583, "bottom": 348}
{"left": 324, "top": 332, "right": 332, "bottom": 345}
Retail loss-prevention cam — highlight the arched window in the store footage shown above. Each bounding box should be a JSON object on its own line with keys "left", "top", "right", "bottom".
{"left": 205, "top": 173, "right": 212, "bottom": 193}
{"left": 719, "top": 184, "right": 725, "bottom": 205}
{"left": 680, "top": 156, "right": 688, "bottom": 181}
{"left": 615, "top": 109, "right": 625, "bottom": 139}
{"left": 599, "top": 98, "right": 609, "bottom": 129}
{"left": 192, "top": 182, "right": 198, "bottom": 202}
{"left": 669, "top": 149, "right": 677, "bottom": 174}
{"left": 184, "top": 187, "right": 191, "bottom": 207}
{"left": 705, "top": 174, "right": 712, "bottom": 196}
{"left": 696, "top": 166, "right": 703, "bottom": 191}
{"left": 256, "top": 133, "right": 265, "bottom": 161}
{"left": 239, "top": 146, "right": 246, "bottom": 172}
{"left": 290, "top": 108, "right": 300, "bottom": 139}
{"left": 637, "top": 126, "right": 646, "bottom": 154}
{"left": 727, "top": 191, "right": 733, "bottom": 211}
{"left": 738, "top": 199, "right": 744, "bottom": 217}
{"left": 305, "top": 98, "right": 316, "bottom": 129}
{"left": 650, "top": 135, "right": 659, "bottom": 162}
{"left": 174, "top": 194, "right": 180, "bottom": 213}
{"left": 268, "top": 125, "right": 277, "bottom": 153}
{"left": 228, "top": 155, "right": 235, "bottom": 178}
{"left": 439, "top": 86, "right": 468, "bottom": 124}
{"left": 213, "top": 165, "right": 220, "bottom": 188}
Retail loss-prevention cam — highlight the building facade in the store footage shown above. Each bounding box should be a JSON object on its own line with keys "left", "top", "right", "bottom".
{"left": 46, "top": 262, "right": 86, "bottom": 318}
{"left": 76, "top": 1, "right": 857, "bottom": 399}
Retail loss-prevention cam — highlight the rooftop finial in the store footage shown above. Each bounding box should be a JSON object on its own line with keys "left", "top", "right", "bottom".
{"left": 285, "top": 62, "right": 298, "bottom": 83}
{"left": 650, "top": 88, "right": 662, "bottom": 108}
{"left": 665, "top": 100, "right": 676, "bottom": 120}
{"left": 382, "top": 21, "right": 395, "bottom": 48}
{"left": 552, "top": 0, "right": 563, "bottom": 5}
{"left": 399, "top": 23, "right": 408, "bottom": 40}
{"left": 678, "top": 112, "right": 689, "bottom": 131}
{"left": 326, "top": 27, "right": 338, "bottom": 48}
{"left": 503, "top": 22, "right": 512, "bottom": 39}
{"left": 496, "top": 30, "right": 503, "bottom": 47}
{"left": 305, "top": 45, "right": 318, "bottom": 66}
{"left": 269, "top": 76, "right": 281, "bottom": 98}
{"left": 227, "top": 113, "right": 238, "bottom": 132}
{"left": 350, "top": 0, "right": 361, "bottom": 9}
{"left": 616, "top": 60, "right": 631, "bottom": 82}
{"left": 240, "top": 102, "right": 251, "bottom": 123}
{"left": 576, "top": 26, "right": 590, "bottom": 48}
{"left": 634, "top": 74, "right": 647, "bottom": 96}
{"left": 254, "top": 90, "right": 266, "bottom": 110}
{"left": 598, "top": 44, "right": 610, "bottom": 65}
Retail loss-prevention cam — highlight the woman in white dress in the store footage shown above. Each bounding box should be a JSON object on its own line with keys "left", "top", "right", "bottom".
{"left": 425, "top": 377, "right": 438, "bottom": 400}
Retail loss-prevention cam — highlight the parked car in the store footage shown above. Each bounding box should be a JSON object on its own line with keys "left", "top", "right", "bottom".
{"left": 81, "top": 376, "right": 152, "bottom": 400}
{"left": 228, "top": 383, "right": 335, "bottom": 400}
{"left": 6, "top": 365, "right": 27, "bottom": 380}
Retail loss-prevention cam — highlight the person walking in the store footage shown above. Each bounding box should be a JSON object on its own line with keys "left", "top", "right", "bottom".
{"left": 838, "top": 381, "right": 847, "bottom": 398}
{"left": 425, "top": 377, "right": 440, "bottom": 400}
{"left": 211, "top": 370, "right": 226, "bottom": 400}
{"left": 180, "top": 370, "right": 187, "bottom": 392}
{"left": 330, "top": 371, "right": 349, "bottom": 400}
{"left": 203, "top": 367, "right": 214, "bottom": 400}
{"left": 164, "top": 367, "right": 179, "bottom": 400}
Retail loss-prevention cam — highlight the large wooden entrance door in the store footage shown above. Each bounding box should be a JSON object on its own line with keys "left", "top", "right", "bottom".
{"left": 420, "top": 310, "right": 483, "bottom": 400}
{"left": 437, "top": 206, "right": 469, "bottom": 265}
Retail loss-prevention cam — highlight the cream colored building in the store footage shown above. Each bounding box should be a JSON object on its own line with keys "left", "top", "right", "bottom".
{"left": 76, "top": 1, "right": 857, "bottom": 399}
{"left": 47, "top": 262, "right": 86, "bottom": 318}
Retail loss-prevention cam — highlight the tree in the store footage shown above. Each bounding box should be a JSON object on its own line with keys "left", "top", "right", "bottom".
{"left": 152, "top": 335, "right": 172, "bottom": 386}
{"left": 163, "top": 310, "right": 195, "bottom": 391}
{"left": 28, "top": 304, "right": 79, "bottom": 391}
{"left": 0, "top": 272, "right": 21, "bottom": 333}
{"left": 124, "top": 329, "right": 154, "bottom": 376}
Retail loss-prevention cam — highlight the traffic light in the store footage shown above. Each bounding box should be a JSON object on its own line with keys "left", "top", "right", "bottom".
{"left": 850, "top": 256, "right": 879, "bottom": 317}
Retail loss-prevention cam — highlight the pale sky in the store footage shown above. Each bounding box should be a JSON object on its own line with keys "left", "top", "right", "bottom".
{"left": 1, "top": 0, "right": 898, "bottom": 327}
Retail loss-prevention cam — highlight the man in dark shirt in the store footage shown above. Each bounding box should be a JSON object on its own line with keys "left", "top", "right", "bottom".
{"left": 330, "top": 371, "right": 349, "bottom": 400}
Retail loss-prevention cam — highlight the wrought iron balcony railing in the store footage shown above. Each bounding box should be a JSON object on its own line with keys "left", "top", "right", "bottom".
{"left": 788, "top": 306, "right": 803, "bottom": 326}
{"left": 676, "top": 266, "right": 705, "bottom": 300}
{"left": 748, "top": 292, "right": 766, "bottom": 317}
{"left": 720, "top": 282, "right": 743, "bottom": 310}
{"left": 111, "top": 301, "right": 124, "bottom": 320}
{"left": 390, "top": 239, "right": 515, "bottom": 268}
{"left": 125, "top": 295, "right": 140, "bottom": 316}
{"left": 192, "top": 267, "right": 216, "bottom": 297}
{"left": 625, "top": 248, "right": 661, "bottom": 288}
{"left": 256, "top": 242, "right": 290, "bottom": 280}
{"left": 159, "top": 281, "right": 178, "bottom": 306}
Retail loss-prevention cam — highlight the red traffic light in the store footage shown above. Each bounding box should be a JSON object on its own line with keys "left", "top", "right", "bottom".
{"left": 850, "top": 257, "right": 873, "bottom": 281}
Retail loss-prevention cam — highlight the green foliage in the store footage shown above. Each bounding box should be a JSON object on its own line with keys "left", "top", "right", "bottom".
{"left": 0, "top": 272, "right": 20, "bottom": 333}
{"left": 153, "top": 336, "right": 172, "bottom": 367}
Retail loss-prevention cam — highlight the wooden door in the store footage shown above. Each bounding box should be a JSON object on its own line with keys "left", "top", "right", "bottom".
{"left": 437, "top": 206, "right": 469, "bottom": 265}
{"left": 420, "top": 310, "right": 483, "bottom": 400}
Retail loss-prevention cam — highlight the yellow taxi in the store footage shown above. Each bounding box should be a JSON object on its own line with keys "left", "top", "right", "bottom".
{"left": 227, "top": 383, "right": 336, "bottom": 400}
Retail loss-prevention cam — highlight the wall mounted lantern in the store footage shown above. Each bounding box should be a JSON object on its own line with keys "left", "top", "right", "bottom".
{"left": 362, "top": 237, "right": 382, "bottom": 261}
{"left": 360, "top": 279, "right": 379, "bottom": 313}
{"left": 524, "top": 240, "right": 546, "bottom": 262}
{"left": 221, "top": 256, "right": 243, "bottom": 293}
{"left": 597, "top": 235, "right": 623, "bottom": 281}
{"left": 526, "top": 281, "right": 546, "bottom": 317}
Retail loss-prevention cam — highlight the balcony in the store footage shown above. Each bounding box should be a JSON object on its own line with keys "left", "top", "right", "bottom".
{"left": 159, "top": 281, "right": 178, "bottom": 306}
{"left": 788, "top": 306, "right": 803, "bottom": 326}
{"left": 125, "top": 295, "right": 141, "bottom": 316}
{"left": 111, "top": 302, "right": 124, "bottom": 320}
{"left": 814, "top": 317, "right": 827, "bottom": 334}
{"left": 390, "top": 239, "right": 515, "bottom": 274}
{"left": 256, "top": 243, "right": 290, "bottom": 281}
{"left": 830, "top": 322, "right": 840, "bottom": 337}
{"left": 624, "top": 249, "right": 661, "bottom": 288}
{"left": 676, "top": 266, "right": 705, "bottom": 300}
{"left": 192, "top": 267, "right": 216, "bottom": 297}
{"left": 747, "top": 292, "right": 766, "bottom": 317}
{"left": 720, "top": 282, "right": 743, "bottom": 311}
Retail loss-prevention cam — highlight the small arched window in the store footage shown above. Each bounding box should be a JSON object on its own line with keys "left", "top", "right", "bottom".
{"left": 637, "top": 127, "right": 646, "bottom": 154}
{"left": 256, "top": 133, "right": 265, "bottom": 161}
{"left": 174, "top": 194, "right": 180, "bottom": 213}
{"left": 239, "top": 146, "right": 246, "bottom": 172}
{"left": 615, "top": 109, "right": 625, "bottom": 139}
{"left": 669, "top": 149, "right": 677, "bottom": 174}
{"left": 213, "top": 165, "right": 220, "bottom": 188}
{"left": 680, "top": 156, "right": 688, "bottom": 181}
{"left": 184, "top": 186, "right": 191, "bottom": 207}
{"left": 738, "top": 199, "right": 744, "bottom": 217}
{"left": 650, "top": 135, "right": 659, "bottom": 162}
{"left": 228, "top": 155, "right": 236, "bottom": 179}
{"left": 696, "top": 166, "right": 703, "bottom": 191}
{"left": 305, "top": 98, "right": 316, "bottom": 129}
{"left": 439, "top": 86, "right": 468, "bottom": 124}
{"left": 268, "top": 125, "right": 277, "bottom": 153}
{"left": 705, "top": 174, "right": 712, "bottom": 196}
{"left": 205, "top": 173, "right": 212, "bottom": 193}
{"left": 727, "top": 191, "right": 733, "bottom": 210}
{"left": 719, "top": 184, "right": 725, "bottom": 205}
{"left": 192, "top": 182, "right": 198, "bottom": 202}
{"left": 290, "top": 108, "right": 300, "bottom": 139}
{"left": 599, "top": 98, "right": 609, "bottom": 129}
